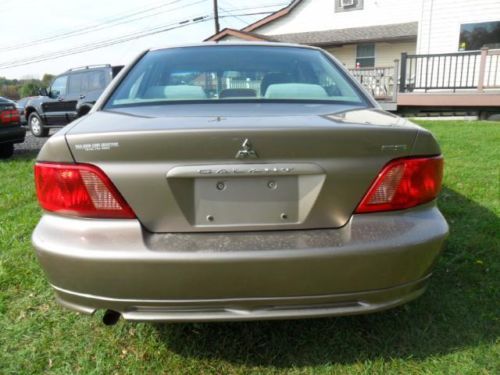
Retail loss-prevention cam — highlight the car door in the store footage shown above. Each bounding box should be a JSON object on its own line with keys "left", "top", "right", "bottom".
{"left": 66, "top": 72, "right": 85, "bottom": 122}
{"left": 43, "top": 75, "right": 69, "bottom": 125}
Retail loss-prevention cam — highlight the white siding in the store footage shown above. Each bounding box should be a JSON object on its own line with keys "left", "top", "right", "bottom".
{"left": 257, "top": 0, "right": 422, "bottom": 35}
{"left": 375, "top": 41, "right": 416, "bottom": 66}
{"left": 327, "top": 45, "right": 357, "bottom": 67}
{"left": 418, "top": 0, "right": 500, "bottom": 54}
{"left": 219, "top": 35, "right": 243, "bottom": 42}
{"left": 219, "top": 0, "right": 499, "bottom": 57}
{"left": 326, "top": 41, "right": 416, "bottom": 68}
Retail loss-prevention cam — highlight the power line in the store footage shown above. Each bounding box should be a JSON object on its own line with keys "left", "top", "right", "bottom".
{"left": 0, "top": 16, "right": 212, "bottom": 69}
{"left": 219, "top": 7, "right": 248, "bottom": 26}
{"left": 219, "top": 0, "right": 248, "bottom": 26}
{"left": 0, "top": 16, "right": 211, "bottom": 69}
{"left": 0, "top": 0, "right": 19, "bottom": 12}
{"left": 218, "top": 11, "right": 276, "bottom": 18}
{"left": 0, "top": 0, "right": 183, "bottom": 50}
{"left": 0, "top": 0, "right": 199, "bottom": 52}
{"left": 0, "top": 6, "right": 276, "bottom": 69}
{"left": 218, "top": 1, "right": 287, "bottom": 26}
{"left": 221, "top": 2, "right": 289, "bottom": 14}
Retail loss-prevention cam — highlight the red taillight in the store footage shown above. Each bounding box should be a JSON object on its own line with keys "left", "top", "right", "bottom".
{"left": 355, "top": 156, "right": 443, "bottom": 213}
{"left": 34, "top": 163, "right": 136, "bottom": 219}
{"left": 0, "top": 109, "right": 20, "bottom": 125}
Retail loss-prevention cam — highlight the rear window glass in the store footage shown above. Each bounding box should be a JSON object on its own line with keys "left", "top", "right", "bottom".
{"left": 105, "top": 46, "right": 367, "bottom": 108}
{"left": 87, "top": 70, "right": 108, "bottom": 91}
{"left": 67, "top": 70, "right": 109, "bottom": 95}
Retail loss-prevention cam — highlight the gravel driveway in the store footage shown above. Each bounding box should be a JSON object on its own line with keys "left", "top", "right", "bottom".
{"left": 14, "top": 129, "right": 56, "bottom": 156}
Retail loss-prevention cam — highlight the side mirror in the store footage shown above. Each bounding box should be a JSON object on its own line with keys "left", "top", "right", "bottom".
{"left": 38, "top": 87, "right": 49, "bottom": 97}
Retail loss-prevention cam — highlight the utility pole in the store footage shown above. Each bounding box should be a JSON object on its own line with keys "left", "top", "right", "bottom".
{"left": 213, "top": 0, "right": 220, "bottom": 34}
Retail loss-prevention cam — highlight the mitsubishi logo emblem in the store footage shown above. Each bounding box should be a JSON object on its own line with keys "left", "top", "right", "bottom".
{"left": 235, "top": 139, "right": 258, "bottom": 159}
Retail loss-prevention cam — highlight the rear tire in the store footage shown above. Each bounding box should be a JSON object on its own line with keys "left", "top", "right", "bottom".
{"left": 0, "top": 143, "right": 14, "bottom": 159}
{"left": 29, "top": 112, "right": 49, "bottom": 137}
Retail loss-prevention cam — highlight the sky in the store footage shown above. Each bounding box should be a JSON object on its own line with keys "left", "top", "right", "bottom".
{"left": 0, "top": 0, "right": 287, "bottom": 79}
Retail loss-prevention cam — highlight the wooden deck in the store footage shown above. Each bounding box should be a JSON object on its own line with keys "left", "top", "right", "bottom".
{"left": 397, "top": 91, "right": 500, "bottom": 107}
{"left": 353, "top": 48, "right": 500, "bottom": 113}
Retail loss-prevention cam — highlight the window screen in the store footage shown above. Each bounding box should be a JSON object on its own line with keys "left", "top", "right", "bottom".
{"left": 356, "top": 44, "right": 375, "bottom": 68}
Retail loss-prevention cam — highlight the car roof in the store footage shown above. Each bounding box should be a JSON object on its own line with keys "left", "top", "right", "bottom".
{"left": 62, "top": 64, "right": 115, "bottom": 74}
{"left": 149, "top": 41, "right": 321, "bottom": 52}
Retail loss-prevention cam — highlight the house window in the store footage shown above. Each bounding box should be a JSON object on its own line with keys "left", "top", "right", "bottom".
{"left": 356, "top": 44, "right": 375, "bottom": 68}
{"left": 459, "top": 21, "right": 500, "bottom": 51}
{"left": 335, "top": 0, "right": 364, "bottom": 13}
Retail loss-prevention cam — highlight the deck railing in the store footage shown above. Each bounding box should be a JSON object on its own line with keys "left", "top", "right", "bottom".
{"left": 348, "top": 64, "right": 398, "bottom": 101}
{"left": 400, "top": 48, "right": 500, "bottom": 93}
{"left": 478, "top": 48, "right": 500, "bottom": 90}
{"left": 226, "top": 79, "right": 261, "bottom": 92}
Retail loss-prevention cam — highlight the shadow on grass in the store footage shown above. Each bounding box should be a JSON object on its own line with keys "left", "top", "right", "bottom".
{"left": 154, "top": 187, "right": 499, "bottom": 367}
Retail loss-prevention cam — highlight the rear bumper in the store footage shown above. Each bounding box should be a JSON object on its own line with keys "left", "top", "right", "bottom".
{"left": 32, "top": 204, "right": 448, "bottom": 322}
{"left": 0, "top": 126, "right": 25, "bottom": 144}
{"left": 52, "top": 277, "right": 430, "bottom": 321}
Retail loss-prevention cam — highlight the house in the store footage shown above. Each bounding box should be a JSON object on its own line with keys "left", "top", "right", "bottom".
{"left": 207, "top": 0, "right": 500, "bottom": 114}
{"left": 208, "top": 0, "right": 422, "bottom": 69}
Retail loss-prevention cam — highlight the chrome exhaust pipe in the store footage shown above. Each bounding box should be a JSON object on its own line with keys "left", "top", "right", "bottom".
{"left": 102, "top": 310, "right": 121, "bottom": 326}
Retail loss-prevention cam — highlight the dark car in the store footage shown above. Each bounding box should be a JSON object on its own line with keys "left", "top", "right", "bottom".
{"left": 0, "top": 97, "right": 26, "bottom": 158}
{"left": 0, "top": 96, "right": 15, "bottom": 105}
{"left": 25, "top": 65, "right": 123, "bottom": 137}
{"left": 16, "top": 96, "right": 39, "bottom": 125}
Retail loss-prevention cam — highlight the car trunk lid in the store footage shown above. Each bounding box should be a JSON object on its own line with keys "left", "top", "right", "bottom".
{"left": 64, "top": 104, "right": 420, "bottom": 232}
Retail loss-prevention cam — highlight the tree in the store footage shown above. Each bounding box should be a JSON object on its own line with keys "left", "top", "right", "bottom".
{"left": 19, "top": 81, "right": 42, "bottom": 98}
{"left": 0, "top": 73, "right": 54, "bottom": 99}
{"left": 0, "top": 84, "right": 20, "bottom": 100}
{"left": 42, "top": 74, "right": 55, "bottom": 87}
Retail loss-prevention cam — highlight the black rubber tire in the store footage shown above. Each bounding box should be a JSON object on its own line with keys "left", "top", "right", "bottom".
{"left": 0, "top": 143, "right": 14, "bottom": 159}
{"left": 28, "top": 112, "right": 49, "bottom": 137}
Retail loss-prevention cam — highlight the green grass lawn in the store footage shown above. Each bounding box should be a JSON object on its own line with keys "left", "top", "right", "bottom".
{"left": 1, "top": 121, "right": 499, "bottom": 374}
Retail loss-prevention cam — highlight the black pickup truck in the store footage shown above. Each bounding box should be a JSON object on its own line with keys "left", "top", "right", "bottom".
{"left": 0, "top": 97, "right": 25, "bottom": 158}
{"left": 25, "top": 65, "right": 123, "bottom": 137}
